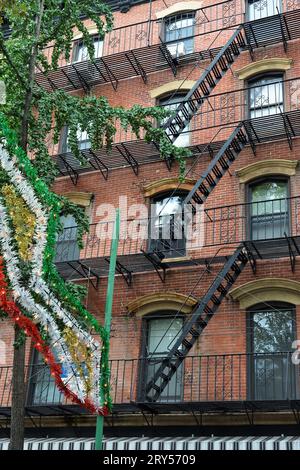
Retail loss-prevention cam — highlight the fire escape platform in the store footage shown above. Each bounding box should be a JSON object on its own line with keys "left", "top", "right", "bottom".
{"left": 55, "top": 235, "right": 300, "bottom": 285}
{"left": 54, "top": 109, "right": 300, "bottom": 182}
{"left": 1, "top": 400, "right": 300, "bottom": 419}
{"left": 35, "top": 43, "right": 178, "bottom": 92}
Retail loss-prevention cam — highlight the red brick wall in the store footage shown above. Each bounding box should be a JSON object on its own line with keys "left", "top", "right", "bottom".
{"left": 3, "top": 0, "right": 300, "bottom": 407}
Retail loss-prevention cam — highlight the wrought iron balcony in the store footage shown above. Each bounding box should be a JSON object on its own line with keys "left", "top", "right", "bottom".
{"left": 35, "top": 0, "right": 300, "bottom": 92}
{"left": 51, "top": 77, "right": 300, "bottom": 184}
{"left": 0, "top": 352, "right": 299, "bottom": 417}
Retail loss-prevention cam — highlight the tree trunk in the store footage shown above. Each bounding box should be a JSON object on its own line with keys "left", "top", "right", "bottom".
{"left": 8, "top": 326, "right": 26, "bottom": 450}
{"left": 8, "top": 0, "right": 45, "bottom": 450}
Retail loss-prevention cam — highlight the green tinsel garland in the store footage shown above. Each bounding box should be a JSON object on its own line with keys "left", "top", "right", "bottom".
{"left": 0, "top": 113, "right": 111, "bottom": 410}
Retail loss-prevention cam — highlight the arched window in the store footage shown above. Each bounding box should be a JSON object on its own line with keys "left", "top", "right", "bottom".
{"left": 248, "top": 177, "right": 289, "bottom": 240}
{"left": 247, "top": 0, "right": 282, "bottom": 21}
{"left": 164, "top": 12, "right": 195, "bottom": 58}
{"left": 149, "top": 191, "right": 186, "bottom": 258}
{"left": 140, "top": 312, "right": 183, "bottom": 402}
{"left": 159, "top": 93, "right": 190, "bottom": 147}
{"left": 247, "top": 302, "right": 296, "bottom": 400}
{"left": 248, "top": 73, "right": 283, "bottom": 118}
{"left": 72, "top": 35, "right": 103, "bottom": 63}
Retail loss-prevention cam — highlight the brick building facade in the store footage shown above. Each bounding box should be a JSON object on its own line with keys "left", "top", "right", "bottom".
{"left": 2, "top": 0, "right": 300, "bottom": 449}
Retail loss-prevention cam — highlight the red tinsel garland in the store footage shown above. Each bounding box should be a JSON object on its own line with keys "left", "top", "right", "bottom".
{"left": 0, "top": 257, "right": 108, "bottom": 416}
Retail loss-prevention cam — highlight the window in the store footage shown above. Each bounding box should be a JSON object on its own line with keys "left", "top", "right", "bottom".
{"left": 247, "top": 0, "right": 282, "bottom": 21}
{"left": 28, "top": 351, "right": 63, "bottom": 405}
{"left": 248, "top": 303, "right": 296, "bottom": 400}
{"left": 61, "top": 126, "right": 91, "bottom": 153}
{"left": 141, "top": 314, "right": 183, "bottom": 402}
{"left": 160, "top": 94, "right": 190, "bottom": 147}
{"left": 72, "top": 36, "right": 103, "bottom": 63}
{"left": 248, "top": 74, "right": 283, "bottom": 118}
{"left": 248, "top": 178, "right": 289, "bottom": 241}
{"left": 164, "top": 12, "right": 195, "bottom": 58}
{"left": 55, "top": 214, "right": 80, "bottom": 262}
{"left": 149, "top": 192, "right": 186, "bottom": 258}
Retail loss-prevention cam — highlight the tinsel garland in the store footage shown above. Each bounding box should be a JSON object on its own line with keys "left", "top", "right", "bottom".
{"left": 0, "top": 257, "right": 107, "bottom": 414}
{"left": 0, "top": 114, "right": 111, "bottom": 412}
{"left": 1, "top": 184, "right": 35, "bottom": 261}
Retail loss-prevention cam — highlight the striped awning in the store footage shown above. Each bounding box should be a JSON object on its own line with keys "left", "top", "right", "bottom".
{"left": 1, "top": 435, "right": 300, "bottom": 450}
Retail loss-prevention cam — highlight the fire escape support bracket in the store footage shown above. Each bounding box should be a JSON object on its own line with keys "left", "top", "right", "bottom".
{"left": 104, "top": 257, "right": 132, "bottom": 287}
{"left": 100, "top": 57, "right": 118, "bottom": 91}
{"left": 242, "top": 25, "right": 254, "bottom": 61}
{"left": 92, "top": 59, "right": 110, "bottom": 86}
{"left": 278, "top": 13, "right": 289, "bottom": 53}
{"left": 159, "top": 42, "right": 177, "bottom": 77}
{"left": 243, "top": 401, "right": 256, "bottom": 426}
{"left": 243, "top": 241, "right": 262, "bottom": 275}
{"left": 116, "top": 143, "right": 139, "bottom": 175}
{"left": 291, "top": 402, "right": 300, "bottom": 425}
{"left": 153, "top": 140, "right": 173, "bottom": 171}
{"left": 66, "top": 261, "right": 100, "bottom": 290}
{"left": 284, "top": 233, "right": 297, "bottom": 273}
{"left": 125, "top": 50, "right": 147, "bottom": 84}
{"left": 58, "top": 155, "right": 79, "bottom": 186}
{"left": 70, "top": 63, "right": 90, "bottom": 93}
{"left": 140, "top": 249, "right": 167, "bottom": 283}
{"left": 243, "top": 120, "right": 258, "bottom": 156}
{"left": 87, "top": 149, "right": 109, "bottom": 180}
{"left": 61, "top": 67, "right": 78, "bottom": 90}
{"left": 280, "top": 110, "right": 295, "bottom": 150}
{"left": 191, "top": 410, "right": 203, "bottom": 426}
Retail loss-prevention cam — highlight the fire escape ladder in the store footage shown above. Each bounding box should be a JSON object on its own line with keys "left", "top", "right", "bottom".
{"left": 183, "top": 123, "right": 248, "bottom": 206}
{"left": 162, "top": 26, "right": 246, "bottom": 144}
{"left": 144, "top": 244, "right": 249, "bottom": 402}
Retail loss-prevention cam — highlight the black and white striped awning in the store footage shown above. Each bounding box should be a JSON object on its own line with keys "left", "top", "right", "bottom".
{"left": 1, "top": 436, "right": 300, "bottom": 450}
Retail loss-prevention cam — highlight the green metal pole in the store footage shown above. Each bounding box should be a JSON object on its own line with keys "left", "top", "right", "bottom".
{"left": 95, "top": 209, "right": 120, "bottom": 451}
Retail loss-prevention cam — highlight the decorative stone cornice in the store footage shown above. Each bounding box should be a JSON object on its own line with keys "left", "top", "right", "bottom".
{"left": 235, "top": 58, "right": 293, "bottom": 80}
{"left": 150, "top": 80, "right": 196, "bottom": 99}
{"left": 143, "top": 177, "right": 196, "bottom": 197}
{"left": 127, "top": 292, "right": 198, "bottom": 317}
{"left": 229, "top": 278, "right": 300, "bottom": 309}
{"left": 62, "top": 192, "right": 93, "bottom": 207}
{"left": 235, "top": 159, "right": 298, "bottom": 184}
{"left": 156, "top": 1, "right": 202, "bottom": 19}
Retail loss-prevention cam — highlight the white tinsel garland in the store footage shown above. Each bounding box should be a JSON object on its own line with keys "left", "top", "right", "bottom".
{"left": 0, "top": 145, "right": 101, "bottom": 406}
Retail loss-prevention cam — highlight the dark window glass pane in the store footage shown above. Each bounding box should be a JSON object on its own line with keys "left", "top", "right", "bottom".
{"left": 150, "top": 193, "right": 186, "bottom": 257}
{"left": 55, "top": 215, "right": 80, "bottom": 262}
{"left": 249, "top": 180, "right": 289, "bottom": 240}
{"left": 252, "top": 309, "right": 294, "bottom": 353}
{"left": 249, "top": 306, "right": 296, "bottom": 400}
{"left": 249, "top": 76, "right": 283, "bottom": 118}
{"left": 144, "top": 316, "right": 183, "bottom": 402}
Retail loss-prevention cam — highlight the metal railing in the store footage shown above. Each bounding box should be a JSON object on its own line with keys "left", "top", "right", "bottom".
{"left": 38, "top": 0, "right": 298, "bottom": 69}
{"left": 204, "top": 195, "right": 300, "bottom": 246}
{"left": 49, "top": 76, "right": 300, "bottom": 160}
{"left": 0, "top": 352, "right": 298, "bottom": 408}
{"left": 54, "top": 196, "right": 300, "bottom": 264}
